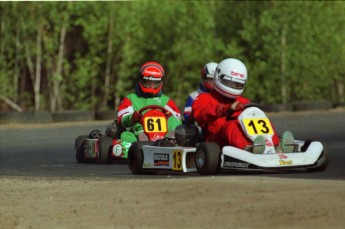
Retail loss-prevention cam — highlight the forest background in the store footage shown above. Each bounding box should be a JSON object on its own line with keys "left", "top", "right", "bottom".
{"left": 0, "top": 1, "right": 344, "bottom": 114}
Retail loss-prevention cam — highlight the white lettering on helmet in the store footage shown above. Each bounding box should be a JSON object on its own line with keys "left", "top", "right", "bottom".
{"left": 143, "top": 76, "right": 162, "bottom": 81}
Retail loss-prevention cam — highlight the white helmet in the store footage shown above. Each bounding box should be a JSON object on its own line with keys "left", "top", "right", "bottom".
{"left": 201, "top": 62, "right": 218, "bottom": 90}
{"left": 214, "top": 58, "right": 248, "bottom": 99}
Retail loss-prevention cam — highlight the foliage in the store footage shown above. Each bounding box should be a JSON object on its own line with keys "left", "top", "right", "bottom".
{"left": 0, "top": 1, "right": 344, "bottom": 112}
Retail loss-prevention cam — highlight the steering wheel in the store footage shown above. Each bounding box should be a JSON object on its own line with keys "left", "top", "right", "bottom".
{"left": 138, "top": 105, "right": 172, "bottom": 118}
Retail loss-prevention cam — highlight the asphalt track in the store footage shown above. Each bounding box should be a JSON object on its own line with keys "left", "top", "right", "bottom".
{"left": 1, "top": 110, "right": 345, "bottom": 180}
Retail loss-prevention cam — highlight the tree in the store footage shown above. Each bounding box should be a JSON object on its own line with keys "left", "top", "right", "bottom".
{"left": 1, "top": 1, "right": 344, "bottom": 113}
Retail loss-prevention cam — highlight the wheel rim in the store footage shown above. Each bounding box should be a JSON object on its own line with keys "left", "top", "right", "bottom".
{"left": 195, "top": 149, "right": 206, "bottom": 168}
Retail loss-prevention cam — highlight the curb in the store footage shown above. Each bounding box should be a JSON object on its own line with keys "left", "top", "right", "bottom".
{"left": 1, "top": 101, "right": 344, "bottom": 124}
{"left": 52, "top": 110, "right": 94, "bottom": 122}
{"left": 261, "top": 103, "right": 293, "bottom": 113}
{"left": 95, "top": 110, "right": 116, "bottom": 120}
{"left": 292, "top": 101, "right": 333, "bottom": 111}
{"left": 0, "top": 111, "right": 53, "bottom": 123}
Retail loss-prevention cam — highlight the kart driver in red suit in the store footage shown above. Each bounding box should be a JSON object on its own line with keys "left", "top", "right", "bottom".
{"left": 192, "top": 58, "right": 280, "bottom": 150}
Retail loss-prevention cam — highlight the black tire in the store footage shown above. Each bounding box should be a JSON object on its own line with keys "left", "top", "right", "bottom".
{"left": 128, "top": 142, "right": 147, "bottom": 174}
{"left": 75, "top": 135, "right": 88, "bottom": 163}
{"left": 307, "top": 141, "right": 329, "bottom": 172}
{"left": 98, "top": 136, "right": 113, "bottom": 164}
{"left": 195, "top": 142, "right": 221, "bottom": 175}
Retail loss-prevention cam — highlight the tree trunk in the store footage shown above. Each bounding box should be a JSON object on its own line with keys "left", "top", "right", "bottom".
{"left": 25, "top": 44, "right": 35, "bottom": 80}
{"left": 0, "top": 95, "right": 23, "bottom": 112}
{"left": 25, "top": 27, "right": 41, "bottom": 111}
{"left": 91, "top": 76, "right": 97, "bottom": 113}
{"left": 102, "top": 12, "right": 114, "bottom": 108}
{"left": 22, "top": 18, "right": 42, "bottom": 112}
{"left": 337, "top": 80, "right": 344, "bottom": 103}
{"left": 114, "top": 78, "right": 122, "bottom": 113}
{"left": 34, "top": 25, "right": 42, "bottom": 112}
{"left": 53, "top": 25, "right": 67, "bottom": 112}
{"left": 14, "top": 24, "right": 21, "bottom": 103}
{"left": 280, "top": 23, "right": 287, "bottom": 103}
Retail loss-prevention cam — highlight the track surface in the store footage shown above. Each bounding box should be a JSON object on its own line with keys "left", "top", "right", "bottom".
{"left": 1, "top": 109, "right": 345, "bottom": 180}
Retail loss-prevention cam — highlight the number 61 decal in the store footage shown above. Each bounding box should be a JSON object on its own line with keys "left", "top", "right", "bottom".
{"left": 143, "top": 117, "right": 167, "bottom": 133}
{"left": 242, "top": 118, "right": 273, "bottom": 136}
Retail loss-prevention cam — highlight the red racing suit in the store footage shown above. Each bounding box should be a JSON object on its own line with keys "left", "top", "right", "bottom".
{"left": 192, "top": 90, "right": 280, "bottom": 149}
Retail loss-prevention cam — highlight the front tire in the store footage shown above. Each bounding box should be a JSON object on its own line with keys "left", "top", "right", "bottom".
{"left": 98, "top": 137, "right": 113, "bottom": 164}
{"left": 195, "top": 142, "right": 221, "bottom": 175}
{"left": 128, "top": 142, "right": 148, "bottom": 174}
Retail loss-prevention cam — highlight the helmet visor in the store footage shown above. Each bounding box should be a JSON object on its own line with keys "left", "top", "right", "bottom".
{"left": 220, "top": 75, "right": 245, "bottom": 89}
{"left": 140, "top": 77, "right": 162, "bottom": 89}
{"left": 204, "top": 77, "right": 214, "bottom": 83}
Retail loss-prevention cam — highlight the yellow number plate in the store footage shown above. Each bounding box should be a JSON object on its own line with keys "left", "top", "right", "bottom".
{"left": 172, "top": 150, "right": 182, "bottom": 171}
{"left": 143, "top": 117, "right": 167, "bottom": 133}
{"left": 242, "top": 118, "right": 273, "bottom": 136}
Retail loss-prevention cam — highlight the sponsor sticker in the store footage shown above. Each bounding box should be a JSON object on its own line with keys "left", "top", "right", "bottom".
{"left": 84, "top": 141, "right": 97, "bottom": 158}
{"left": 223, "top": 161, "right": 249, "bottom": 168}
{"left": 143, "top": 76, "right": 161, "bottom": 80}
{"left": 265, "top": 139, "right": 273, "bottom": 147}
{"left": 172, "top": 150, "right": 182, "bottom": 171}
{"left": 231, "top": 70, "right": 245, "bottom": 78}
{"left": 278, "top": 153, "right": 288, "bottom": 159}
{"left": 113, "top": 144, "right": 123, "bottom": 157}
{"left": 143, "top": 163, "right": 151, "bottom": 168}
{"left": 279, "top": 160, "right": 293, "bottom": 165}
{"left": 154, "top": 153, "right": 169, "bottom": 167}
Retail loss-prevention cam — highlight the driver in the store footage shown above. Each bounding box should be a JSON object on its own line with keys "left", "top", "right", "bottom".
{"left": 115, "top": 61, "right": 182, "bottom": 157}
{"left": 192, "top": 58, "right": 284, "bottom": 153}
{"left": 183, "top": 62, "right": 218, "bottom": 125}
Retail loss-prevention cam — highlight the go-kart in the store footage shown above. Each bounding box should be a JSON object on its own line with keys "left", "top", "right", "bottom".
{"left": 128, "top": 105, "right": 329, "bottom": 175}
{"left": 74, "top": 105, "right": 174, "bottom": 163}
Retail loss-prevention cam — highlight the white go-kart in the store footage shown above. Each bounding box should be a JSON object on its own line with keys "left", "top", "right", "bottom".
{"left": 128, "top": 105, "right": 329, "bottom": 175}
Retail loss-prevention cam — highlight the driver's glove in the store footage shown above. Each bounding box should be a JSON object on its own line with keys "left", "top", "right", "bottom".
{"left": 231, "top": 101, "right": 245, "bottom": 111}
{"left": 216, "top": 101, "right": 244, "bottom": 117}
{"left": 164, "top": 110, "right": 172, "bottom": 118}
{"left": 131, "top": 111, "right": 142, "bottom": 124}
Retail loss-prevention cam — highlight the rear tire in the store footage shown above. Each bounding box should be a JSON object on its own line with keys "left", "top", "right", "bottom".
{"left": 98, "top": 137, "right": 113, "bottom": 164}
{"left": 75, "top": 135, "right": 88, "bottom": 163}
{"left": 195, "top": 142, "right": 221, "bottom": 175}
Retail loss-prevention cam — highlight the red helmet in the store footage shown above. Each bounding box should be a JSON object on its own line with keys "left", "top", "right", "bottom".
{"left": 139, "top": 62, "right": 165, "bottom": 95}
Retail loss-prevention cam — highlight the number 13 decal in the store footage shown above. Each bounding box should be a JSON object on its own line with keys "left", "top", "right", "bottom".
{"left": 243, "top": 118, "right": 273, "bottom": 136}
{"left": 172, "top": 150, "right": 182, "bottom": 171}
